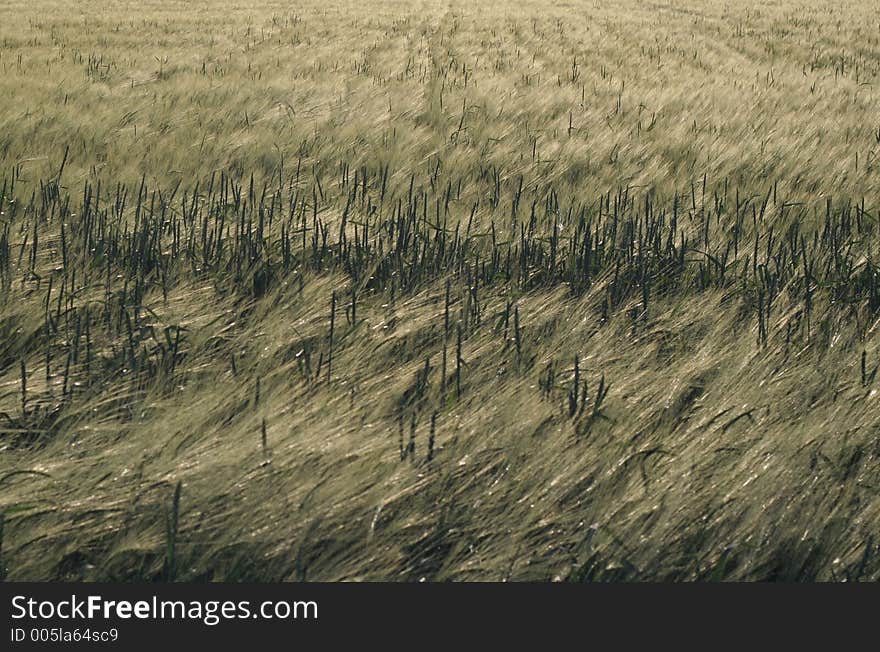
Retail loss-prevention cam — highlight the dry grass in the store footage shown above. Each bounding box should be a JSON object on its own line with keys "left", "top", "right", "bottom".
{"left": 1, "top": 0, "right": 880, "bottom": 581}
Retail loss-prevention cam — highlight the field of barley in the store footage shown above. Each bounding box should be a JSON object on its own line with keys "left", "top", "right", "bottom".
{"left": 1, "top": 0, "right": 880, "bottom": 581}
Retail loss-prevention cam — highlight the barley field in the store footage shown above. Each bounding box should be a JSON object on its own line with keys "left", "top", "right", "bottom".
{"left": 1, "top": 0, "right": 880, "bottom": 581}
